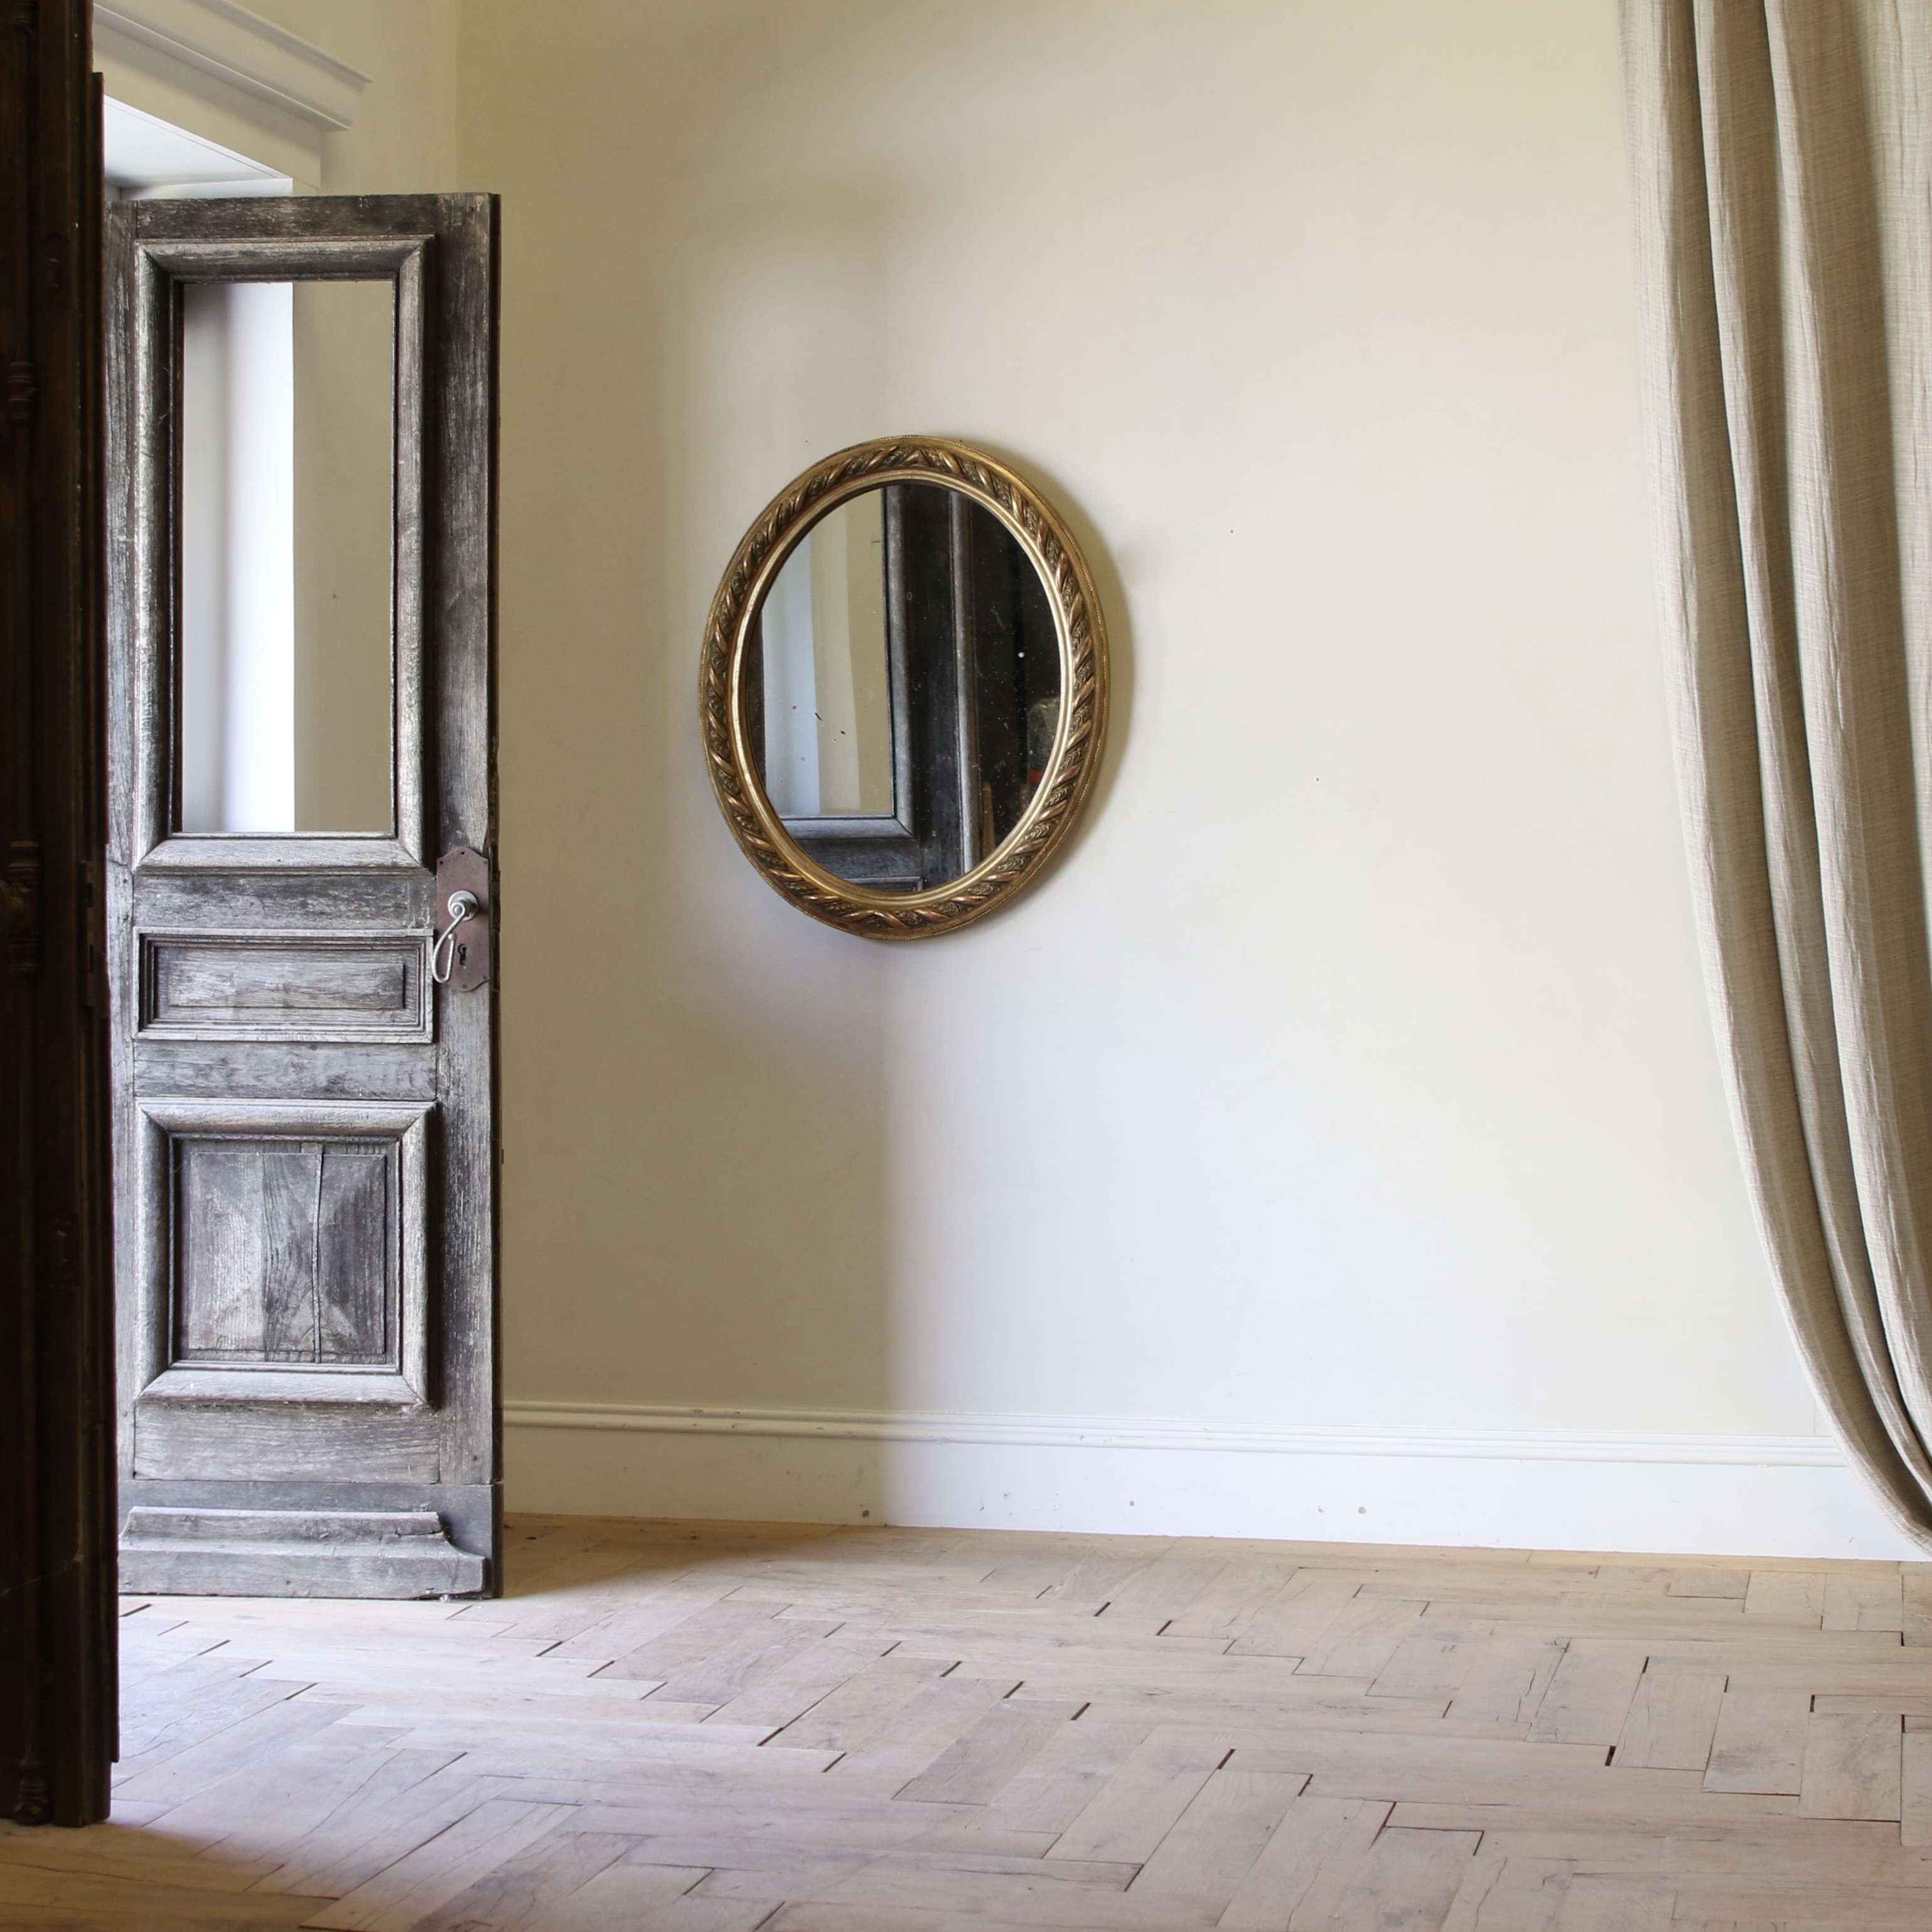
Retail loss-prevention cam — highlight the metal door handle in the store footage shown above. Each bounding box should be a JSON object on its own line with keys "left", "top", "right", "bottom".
{"left": 430, "top": 890, "right": 481, "bottom": 985}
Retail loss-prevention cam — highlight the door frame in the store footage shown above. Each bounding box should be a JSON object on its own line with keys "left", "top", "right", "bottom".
{"left": 0, "top": 0, "right": 117, "bottom": 1828}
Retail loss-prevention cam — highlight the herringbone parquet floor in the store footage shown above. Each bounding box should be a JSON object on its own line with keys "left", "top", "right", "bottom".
{"left": 3, "top": 1513, "right": 1930, "bottom": 1929}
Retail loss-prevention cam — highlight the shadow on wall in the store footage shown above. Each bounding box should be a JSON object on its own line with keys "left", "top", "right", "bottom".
{"left": 498, "top": 13, "right": 910, "bottom": 1510}
{"left": 493, "top": 0, "right": 1141, "bottom": 1520}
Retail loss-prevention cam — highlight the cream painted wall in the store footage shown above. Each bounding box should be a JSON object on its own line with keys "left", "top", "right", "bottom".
{"left": 99, "top": 0, "right": 459, "bottom": 193}
{"left": 114, "top": 0, "right": 1906, "bottom": 1554}
{"left": 252, "top": 0, "right": 460, "bottom": 194}
{"left": 446, "top": 0, "right": 1897, "bottom": 1554}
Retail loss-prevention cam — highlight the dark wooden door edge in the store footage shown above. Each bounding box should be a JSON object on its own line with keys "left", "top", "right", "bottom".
{"left": 0, "top": 0, "right": 119, "bottom": 1828}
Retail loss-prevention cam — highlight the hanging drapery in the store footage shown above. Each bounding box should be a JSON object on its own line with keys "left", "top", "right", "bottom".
{"left": 1625, "top": 0, "right": 1932, "bottom": 1548}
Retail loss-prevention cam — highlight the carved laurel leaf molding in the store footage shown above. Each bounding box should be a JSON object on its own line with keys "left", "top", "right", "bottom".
{"left": 700, "top": 437, "right": 1108, "bottom": 938}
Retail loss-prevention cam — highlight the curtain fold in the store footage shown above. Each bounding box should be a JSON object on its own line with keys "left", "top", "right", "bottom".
{"left": 1625, "top": 0, "right": 1932, "bottom": 1548}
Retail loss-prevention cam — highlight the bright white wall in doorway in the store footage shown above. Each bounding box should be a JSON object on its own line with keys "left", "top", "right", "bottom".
{"left": 178, "top": 279, "right": 296, "bottom": 835}
{"left": 102, "top": 85, "right": 303, "bottom": 838}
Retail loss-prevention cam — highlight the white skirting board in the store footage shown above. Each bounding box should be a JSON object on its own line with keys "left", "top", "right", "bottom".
{"left": 502, "top": 1403, "right": 1928, "bottom": 1562}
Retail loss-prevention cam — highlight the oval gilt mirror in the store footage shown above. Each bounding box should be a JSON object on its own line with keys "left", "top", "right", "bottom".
{"left": 702, "top": 439, "right": 1107, "bottom": 936}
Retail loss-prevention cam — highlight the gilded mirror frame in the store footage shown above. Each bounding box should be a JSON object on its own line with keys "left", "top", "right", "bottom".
{"left": 701, "top": 437, "right": 1107, "bottom": 938}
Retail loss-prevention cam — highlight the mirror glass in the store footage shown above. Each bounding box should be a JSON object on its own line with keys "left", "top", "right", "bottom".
{"left": 178, "top": 277, "right": 395, "bottom": 834}
{"left": 759, "top": 491, "right": 893, "bottom": 818}
{"left": 746, "top": 482, "right": 1061, "bottom": 892}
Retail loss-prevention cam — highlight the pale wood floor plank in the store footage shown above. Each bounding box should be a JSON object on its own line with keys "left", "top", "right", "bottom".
{"left": 1162, "top": 1560, "right": 1301, "bottom": 1641}
{"left": 1218, "top": 1793, "right": 1390, "bottom": 1929}
{"left": 1071, "top": 1685, "right": 1451, "bottom": 1736}
{"left": 1039, "top": 1547, "right": 1182, "bottom": 1614}
{"left": 1903, "top": 1725, "right": 1932, "bottom": 1847}
{"left": 1370, "top": 1627, "right": 1493, "bottom": 1702}
{"left": 1798, "top": 1710, "right": 1903, "bottom": 1821}
{"left": 1410, "top": 1823, "right": 1932, "bottom": 1894}
{"left": 535, "top": 1793, "right": 975, "bottom": 1851}
{"left": 1664, "top": 1877, "right": 1932, "bottom": 1923}
{"left": 115, "top": 1661, "right": 313, "bottom": 1773}
{"left": 699, "top": 1629, "right": 899, "bottom": 1731}
{"left": 530, "top": 1859, "right": 766, "bottom": 1932}
{"left": 1130, "top": 1766, "right": 1304, "bottom": 1899}
{"left": 252, "top": 1764, "right": 537, "bottom": 1902}
{"left": 1294, "top": 1591, "right": 1429, "bottom": 1679}
{"left": 114, "top": 1699, "right": 357, "bottom": 1808}
{"left": 673, "top": 1847, "right": 872, "bottom": 1903}
{"left": 8, "top": 1517, "right": 1931, "bottom": 1931}
{"left": 387, "top": 1825, "right": 630, "bottom": 1932}
{"left": 1226, "top": 1574, "right": 1363, "bottom": 1660}
{"left": 1326, "top": 1824, "right": 1480, "bottom": 1931}
{"left": 896, "top": 1697, "right": 1083, "bottom": 1805}
{"left": 1089, "top": 1554, "right": 1233, "bottom": 1636}
{"left": 0, "top": 1817, "right": 265, "bottom": 1889}
{"left": 1449, "top": 1853, "right": 1571, "bottom": 1930}
{"left": 1527, "top": 1641, "right": 1648, "bottom": 1747}
{"left": 1232, "top": 1732, "right": 1673, "bottom": 1805}
{"left": 1824, "top": 1574, "right": 1904, "bottom": 1633}
{"left": 1447, "top": 1636, "right": 1568, "bottom": 1730}
{"left": 141, "top": 1741, "right": 466, "bottom": 1882}
{"left": 1811, "top": 1691, "right": 1932, "bottom": 1716}
{"left": 763, "top": 1650, "right": 953, "bottom": 1753}
{"left": 1904, "top": 1568, "right": 1932, "bottom": 1646}
{"left": 1281, "top": 1798, "right": 1397, "bottom": 1930}
{"left": 1436, "top": 1847, "right": 1508, "bottom": 1932}
{"left": 953, "top": 1719, "right": 1155, "bottom": 1840}
{"left": 1552, "top": 1873, "right": 1673, "bottom": 1929}
{"left": 1743, "top": 1570, "right": 1825, "bottom": 1621}
{"left": 1613, "top": 1669, "right": 1724, "bottom": 1771}
{"left": 1666, "top": 1570, "right": 1749, "bottom": 1601}
{"left": 771, "top": 1900, "right": 1220, "bottom": 1932}
{"left": 0, "top": 1865, "right": 319, "bottom": 1930}
{"left": 300, "top": 1798, "right": 579, "bottom": 1930}
{"left": 801, "top": 1850, "right": 1206, "bottom": 1928}
{"left": 822, "top": 1675, "right": 1013, "bottom": 1790}
{"left": 1044, "top": 1729, "right": 1228, "bottom": 1864}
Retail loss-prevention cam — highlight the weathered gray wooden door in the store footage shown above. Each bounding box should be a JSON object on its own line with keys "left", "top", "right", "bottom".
{"left": 104, "top": 196, "right": 499, "bottom": 1598}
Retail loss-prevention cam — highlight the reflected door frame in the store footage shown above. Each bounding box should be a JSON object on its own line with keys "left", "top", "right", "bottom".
{"left": 749, "top": 483, "right": 980, "bottom": 891}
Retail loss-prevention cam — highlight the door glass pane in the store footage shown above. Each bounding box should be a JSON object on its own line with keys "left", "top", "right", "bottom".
{"left": 758, "top": 490, "right": 893, "bottom": 818}
{"left": 178, "top": 278, "right": 395, "bottom": 834}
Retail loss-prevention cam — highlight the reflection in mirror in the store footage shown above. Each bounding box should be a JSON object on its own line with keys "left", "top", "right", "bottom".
{"left": 759, "top": 492, "right": 892, "bottom": 818}
{"left": 178, "top": 278, "right": 395, "bottom": 834}
{"left": 746, "top": 483, "right": 1061, "bottom": 893}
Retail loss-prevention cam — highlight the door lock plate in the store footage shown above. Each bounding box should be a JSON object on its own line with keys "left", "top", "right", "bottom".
{"left": 433, "top": 847, "right": 491, "bottom": 992}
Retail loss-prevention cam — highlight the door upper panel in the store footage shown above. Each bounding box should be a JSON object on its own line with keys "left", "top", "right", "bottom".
{"left": 110, "top": 203, "right": 449, "bottom": 873}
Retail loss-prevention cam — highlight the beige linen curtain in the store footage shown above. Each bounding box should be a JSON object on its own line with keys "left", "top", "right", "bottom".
{"left": 1625, "top": 0, "right": 1932, "bottom": 1548}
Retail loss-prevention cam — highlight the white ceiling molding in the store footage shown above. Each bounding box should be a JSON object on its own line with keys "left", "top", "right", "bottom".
{"left": 102, "top": 97, "right": 293, "bottom": 196}
{"left": 94, "top": 0, "right": 368, "bottom": 132}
